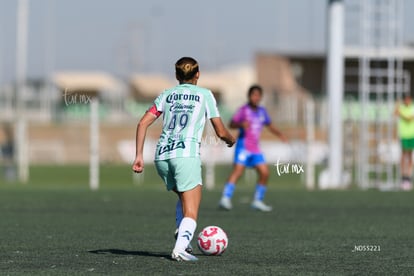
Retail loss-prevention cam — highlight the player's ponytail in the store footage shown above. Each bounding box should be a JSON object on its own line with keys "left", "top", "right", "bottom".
{"left": 175, "top": 57, "right": 199, "bottom": 82}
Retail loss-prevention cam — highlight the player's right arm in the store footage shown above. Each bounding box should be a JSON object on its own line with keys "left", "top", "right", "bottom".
{"left": 394, "top": 103, "right": 400, "bottom": 116}
{"left": 132, "top": 107, "right": 160, "bottom": 173}
{"left": 204, "top": 89, "right": 235, "bottom": 147}
{"left": 229, "top": 120, "right": 249, "bottom": 130}
{"left": 395, "top": 104, "right": 414, "bottom": 121}
{"left": 210, "top": 117, "right": 236, "bottom": 147}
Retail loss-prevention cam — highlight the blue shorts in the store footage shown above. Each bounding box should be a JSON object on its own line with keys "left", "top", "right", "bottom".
{"left": 234, "top": 148, "right": 266, "bottom": 168}
{"left": 155, "top": 157, "right": 202, "bottom": 192}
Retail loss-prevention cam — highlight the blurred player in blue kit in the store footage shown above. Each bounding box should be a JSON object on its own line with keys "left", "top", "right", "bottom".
{"left": 219, "top": 85, "right": 287, "bottom": 211}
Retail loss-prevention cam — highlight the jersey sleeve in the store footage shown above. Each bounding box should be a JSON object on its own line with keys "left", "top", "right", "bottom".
{"left": 262, "top": 107, "right": 272, "bottom": 125}
{"left": 231, "top": 106, "right": 245, "bottom": 124}
{"left": 205, "top": 91, "right": 220, "bottom": 118}
{"left": 153, "top": 91, "right": 166, "bottom": 113}
{"left": 147, "top": 104, "right": 162, "bottom": 117}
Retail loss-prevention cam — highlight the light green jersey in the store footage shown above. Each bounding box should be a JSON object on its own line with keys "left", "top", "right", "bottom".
{"left": 398, "top": 104, "right": 414, "bottom": 139}
{"left": 153, "top": 83, "right": 220, "bottom": 160}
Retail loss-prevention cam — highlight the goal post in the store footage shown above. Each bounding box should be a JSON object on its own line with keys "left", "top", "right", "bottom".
{"left": 89, "top": 98, "right": 99, "bottom": 190}
{"left": 305, "top": 99, "right": 315, "bottom": 190}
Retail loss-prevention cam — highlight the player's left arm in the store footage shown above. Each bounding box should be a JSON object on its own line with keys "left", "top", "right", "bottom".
{"left": 266, "top": 123, "right": 288, "bottom": 142}
{"left": 262, "top": 107, "right": 288, "bottom": 142}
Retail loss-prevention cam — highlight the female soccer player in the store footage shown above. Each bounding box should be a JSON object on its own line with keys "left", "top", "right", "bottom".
{"left": 395, "top": 93, "right": 414, "bottom": 191}
{"left": 132, "top": 57, "right": 235, "bottom": 261}
{"left": 219, "top": 85, "right": 287, "bottom": 212}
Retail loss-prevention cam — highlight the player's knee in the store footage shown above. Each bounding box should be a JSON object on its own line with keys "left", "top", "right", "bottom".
{"left": 259, "top": 169, "right": 269, "bottom": 181}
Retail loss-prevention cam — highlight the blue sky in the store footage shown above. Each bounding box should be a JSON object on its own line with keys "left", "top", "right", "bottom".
{"left": 0, "top": 0, "right": 413, "bottom": 83}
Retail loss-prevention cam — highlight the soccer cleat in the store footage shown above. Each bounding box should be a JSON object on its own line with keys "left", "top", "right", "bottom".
{"left": 171, "top": 250, "right": 198, "bottom": 262}
{"left": 401, "top": 180, "right": 413, "bottom": 191}
{"left": 174, "top": 229, "right": 193, "bottom": 253}
{"left": 219, "top": 197, "right": 233, "bottom": 210}
{"left": 251, "top": 200, "right": 273, "bottom": 212}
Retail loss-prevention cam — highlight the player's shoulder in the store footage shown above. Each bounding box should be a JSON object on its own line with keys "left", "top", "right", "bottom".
{"left": 153, "top": 86, "right": 172, "bottom": 99}
{"left": 153, "top": 85, "right": 181, "bottom": 106}
{"left": 192, "top": 85, "right": 213, "bottom": 95}
{"left": 156, "top": 85, "right": 187, "bottom": 101}
{"left": 234, "top": 104, "right": 250, "bottom": 114}
{"left": 161, "top": 85, "right": 179, "bottom": 95}
{"left": 257, "top": 105, "right": 269, "bottom": 113}
{"left": 172, "top": 84, "right": 213, "bottom": 96}
{"left": 239, "top": 104, "right": 250, "bottom": 110}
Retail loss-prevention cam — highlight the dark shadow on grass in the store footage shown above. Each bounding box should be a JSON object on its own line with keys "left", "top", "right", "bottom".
{"left": 88, "top": 249, "right": 170, "bottom": 259}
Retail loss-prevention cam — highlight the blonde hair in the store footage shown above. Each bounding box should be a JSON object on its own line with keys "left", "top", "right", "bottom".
{"left": 175, "top": 57, "right": 199, "bottom": 82}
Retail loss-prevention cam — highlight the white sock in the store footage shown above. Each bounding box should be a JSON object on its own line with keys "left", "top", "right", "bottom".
{"left": 173, "top": 217, "right": 196, "bottom": 253}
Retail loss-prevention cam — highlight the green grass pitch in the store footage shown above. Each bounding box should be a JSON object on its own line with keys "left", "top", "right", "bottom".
{"left": 0, "top": 165, "right": 413, "bottom": 275}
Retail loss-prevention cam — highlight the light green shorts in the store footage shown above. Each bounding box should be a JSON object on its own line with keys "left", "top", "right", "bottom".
{"left": 155, "top": 157, "right": 203, "bottom": 192}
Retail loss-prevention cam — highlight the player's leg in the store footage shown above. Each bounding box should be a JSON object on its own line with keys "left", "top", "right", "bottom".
{"left": 256, "top": 162, "right": 270, "bottom": 184}
{"left": 173, "top": 198, "right": 194, "bottom": 253}
{"left": 175, "top": 199, "right": 183, "bottom": 229}
{"left": 401, "top": 148, "right": 413, "bottom": 190}
{"left": 219, "top": 164, "right": 245, "bottom": 210}
{"left": 251, "top": 155, "right": 272, "bottom": 212}
{"left": 219, "top": 147, "right": 248, "bottom": 210}
{"left": 155, "top": 160, "right": 184, "bottom": 235}
{"left": 171, "top": 157, "right": 202, "bottom": 261}
{"left": 155, "top": 160, "right": 194, "bottom": 255}
{"left": 400, "top": 138, "right": 414, "bottom": 190}
{"left": 172, "top": 185, "right": 201, "bottom": 261}
{"left": 407, "top": 149, "right": 413, "bottom": 190}
{"left": 180, "top": 184, "right": 202, "bottom": 220}
{"left": 227, "top": 164, "right": 246, "bottom": 184}
{"left": 407, "top": 149, "right": 413, "bottom": 177}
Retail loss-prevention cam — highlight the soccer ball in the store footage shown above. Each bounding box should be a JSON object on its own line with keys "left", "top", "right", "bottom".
{"left": 197, "top": 225, "right": 228, "bottom": 255}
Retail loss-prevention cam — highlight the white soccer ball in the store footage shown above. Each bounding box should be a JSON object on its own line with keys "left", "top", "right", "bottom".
{"left": 197, "top": 225, "right": 228, "bottom": 255}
